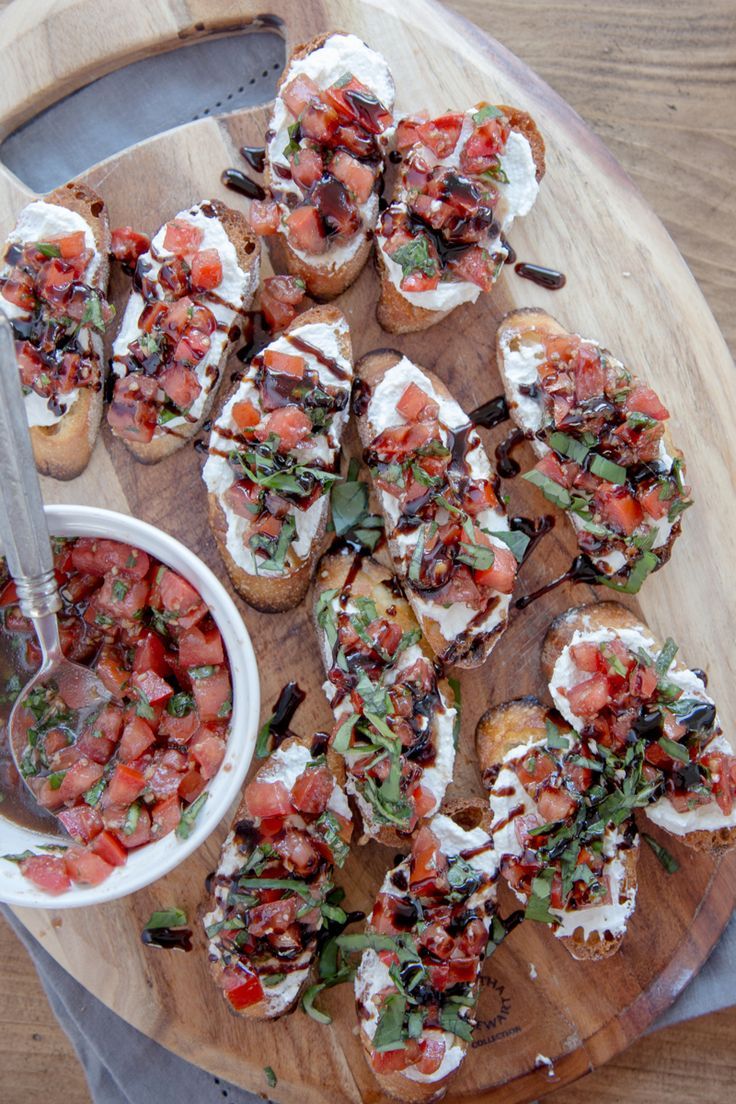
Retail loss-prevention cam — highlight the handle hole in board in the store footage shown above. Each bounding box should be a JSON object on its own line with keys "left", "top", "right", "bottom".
{"left": 0, "top": 28, "right": 286, "bottom": 194}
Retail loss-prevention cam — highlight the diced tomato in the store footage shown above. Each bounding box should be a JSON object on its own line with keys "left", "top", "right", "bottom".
{"left": 460, "top": 114, "right": 510, "bottom": 174}
{"left": 110, "top": 227, "right": 150, "bottom": 269}
{"left": 330, "top": 150, "right": 375, "bottom": 204}
{"left": 93, "top": 573, "right": 150, "bottom": 621}
{"left": 225, "top": 970, "right": 264, "bottom": 1011}
{"left": 299, "top": 99, "right": 340, "bottom": 143}
{"left": 537, "top": 785, "right": 577, "bottom": 822}
{"left": 416, "top": 1034, "right": 447, "bottom": 1076}
{"left": 396, "top": 383, "right": 440, "bottom": 424}
{"left": 138, "top": 299, "right": 168, "bottom": 333}
{"left": 459, "top": 917, "right": 488, "bottom": 956}
{"left": 248, "top": 896, "right": 298, "bottom": 937}
{"left": 179, "top": 624, "right": 224, "bottom": 667}
{"left": 114, "top": 804, "right": 152, "bottom": 849}
{"left": 263, "top": 349, "right": 306, "bottom": 378}
{"left": 256, "top": 406, "right": 312, "bottom": 451}
{"left": 371, "top": 1049, "right": 411, "bottom": 1074}
{"left": 282, "top": 73, "right": 320, "bottom": 115}
{"left": 19, "top": 855, "right": 71, "bottom": 896}
{"left": 107, "top": 377, "right": 158, "bottom": 444}
{"left": 131, "top": 669, "right": 174, "bottom": 707}
{"left": 396, "top": 113, "right": 428, "bottom": 151}
{"left": 57, "top": 758, "right": 104, "bottom": 805}
{"left": 414, "top": 113, "right": 464, "bottom": 158}
{"left": 248, "top": 199, "right": 280, "bottom": 236}
{"left": 515, "top": 747, "right": 556, "bottom": 786}
{"left": 570, "top": 642, "right": 604, "bottom": 673}
{"left": 411, "top": 784, "right": 437, "bottom": 820}
{"left": 91, "top": 829, "right": 128, "bottom": 867}
{"left": 133, "top": 632, "right": 169, "bottom": 677}
{"left": 95, "top": 645, "right": 130, "bottom": 698}
{"left": 107, "top": 763, "right": 146, "bottom": 805}
{"left": 118, "top": 716, "right": 156, "bottom": 762}
{"left": 231, "top": 399, "right": 261, "bottom": 431}
{"left": 625, "top": 385, "right": 669, "bottom": 421}
{"left": 245, "top": 778, "right": 293, "bottom": 818}
{"left": 178, "top": 767, "right": 207, "bottom": 803}
{"left": 158, "top": 569, "right": 206, "bottom": 628}
{"left": 410, "top": 826, "right": 446, "bottom": 888}
{"left": 191, "top": 729, "right": 226, "bottom": 779}
{"left": 372, "top": 423, "right": 433, "bottom": 460}
{"left": 594, "top": 486, "right": 643, "bottom": 537}
{"left": 290, "top": 766, "right": 334, "bottom": 815}
{"left": 71, "top": 538, "right": 150, "bottom": 579}
{"left": 573, "top": 344, "right": 606, "bottom": 401}
{"left": 474, "top": 541, "right": 517, "bottom": 594}
{"left": 38, "top": 258, "right": 75, "bottom": 303}
{"left": 290, "top": 146, "right": 324, "bottom": 191}
{"left": 151, "top": 795, "right": 181, "bottom": 838}
{"left": 274, "top": 828, "right": 320, "bottom": 875}
{"left": 190, "top": 248, "right": 222, "bottom": 291}
{"left": 163, "top": 219, "right": 203, "bottom": 256}
{"left": 401, "top": 269, "right": 440, "bottom": 292}
{"left": 64, "top": 847, "right": 114, "bottom": 887}
{"left": 2, "top": 268, "right": 36, "bottom": 311}
{"left": 285, "top": 205, "right": 326, "bottom": 255}
{"left": 566, "top": 673, "right": 611, "bottom": 718}
{"left": 58, "top": 805, "right": 104, "bottom": 844}
{"left": 160, "top": 363, "right": 201, "bottom": 409}
{"left": 191, "top": 668, "right": 231, "bottom": 723}
{"left": 638, "top": 484, "right": 670, "bottom": 519}
{"left": 0, "top": 579, "right": 18, "bottom": 607}
{"left": 631, "top": 664, "right": 658, "bottom": 699}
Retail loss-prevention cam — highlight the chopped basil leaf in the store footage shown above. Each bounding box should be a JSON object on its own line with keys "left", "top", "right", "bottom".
{"left": 189, "top": 664, "right": 216, "bottom": 679}
{"left": 264, "top": 1067, "right": 278, "bottom": 1088}
{"left": 372, "top": 993, "right": 407, "bottom": 1052}
{"left": 589, "top": 454, "right": 627, "bottom": 484}
{"left": 2, "top": 849, "right": 35, "bottom": 864}
{"left": 655, "top": 637, "right": 679, "bottom": 677}
{"left": 145, "top": 907, "right": 187, "bottom": 930}
{"left": 36, "top": 241, "right": 62, "bottom": 258}
{"left": 472, "top": 104, "right": 502, "bottom": 124}
{"left": 439, "top": 1006, "right": 474, "bottom": 1042}
{"left": 175, "top": 792, "right": 209, "bottom": 839}
{"left": 597, "top": 551, "right": 658, "bottom": 595}
{"left": 134, "top": 686, "right": 155, "bottom": 720}
{"left": 548, "top": 430, "right": 590, "bottom": 465}
{"left": 642, "top": 832, "right": 679, "bottom": 874}
{"left": 332, "top": 713, "right": 359, "bottom": 753}
{"left": 488, "top": 528, "right": 530, "bottom": 563}
{"left": 523, "top": 469, "right": 572, "bottom": 509}
{"left": 657, "top": 735, "right": 690, "bottom": 763}
{"left": 390, "top": 236, "right": 437, "bottom": 279}
{"left": 166, "top": 692, "right": 195, "bottom": 717}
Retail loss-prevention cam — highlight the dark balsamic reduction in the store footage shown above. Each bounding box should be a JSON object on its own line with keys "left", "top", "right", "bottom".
{"left": 311, "top": 731, "right": 330, "bottom": 757}
{"left": 221, "top": 168, "right": 266, "bottom": 201}
{"left": 468, "top": 395, "right": 509, "bottom": 429}
{"left": 691, "top": 668, "right": 708, "bottom": 687}
{"left": 515, "top": 554, "right": 598, "bottom": 610}
{"left": 285, "top": 332, "right": 351, "bottom": 380}
{"left": 501, "top": 236, "right": 517, "bottom": 265}
{"left": 514, "top": 262, "right": 567, "bottom": 290}
{"left": 509, "top": 515, "right": 555, "bottom": 562}
{"left": 352, "top": 379, "right": 372, "bottom": 416}
{"left": 388, "top": 150, "right": 403, "bottom": 164}
{"left": 240, "top": 145, "right": 266, "bottom": 173}
{"left": 266, "top": 681, "right": 306, "bottom": 746}
{"left": 494, "top": 428, "right": 528, "bottom": 478}
{"left": 141, "top": 927, "right": 193, "bottom": 952}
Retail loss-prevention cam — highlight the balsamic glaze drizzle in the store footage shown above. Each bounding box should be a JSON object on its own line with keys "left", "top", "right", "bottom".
{"left": 514, "top": 262, "right": 567, "bottom": 290}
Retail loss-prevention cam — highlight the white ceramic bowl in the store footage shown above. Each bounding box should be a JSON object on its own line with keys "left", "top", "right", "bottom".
{"left": 0, "top": 505, "right": 260, "bottom": 908}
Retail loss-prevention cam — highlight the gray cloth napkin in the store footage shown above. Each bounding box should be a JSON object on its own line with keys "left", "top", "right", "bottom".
{"left": 3, "top": 905, "right": 736, "bottom": 1104}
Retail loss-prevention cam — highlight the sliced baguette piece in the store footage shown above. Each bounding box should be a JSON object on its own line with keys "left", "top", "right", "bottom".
{"left": 495, "top": 309, "right": 690, "bottom": 588}
{"left": 376, "top": 104, "right": 545, "bottom": 334}
{"left": 263, "top": 31, "right": 395, "bottom": 300}
{"left": 203, "top": 304, "right": 352, "bottom": 612}
{"left": 542, "top": 602, "right": 736, "bottom": 854}
{"left": 312, "top": 550, "right": 458, "bottom": 848}
{"left": 203, "top": 734, "right": 352, "bottom": 1020}
{"left": 356, "top": 349, "right": 518, "bottom": 668}
{"left": 109, "top": 199, "right": 259, "bottom": 462}
{"left": 354, "top": 800, "right": 496, "bottom": 1102}
{"left": 476, "top": 696, "right": 639, "bottom": 960}
{"left": 0, "top": 183, "right": 111, "bottom": 479}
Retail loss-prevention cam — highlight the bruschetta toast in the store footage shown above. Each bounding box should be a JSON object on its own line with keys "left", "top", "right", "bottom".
{"left": 253, "top": 32, "right": 395, "bottom": 300}
{"left": 476, "top": 698, "right": 639, "bottom": 960}
{"left": 313, "top": 552, "right": 458, "bottom": 846}
{"left": 376, "top": 104, "right": 545, "bottom": 333}
{"left": 542, "top": 602, "right": 736, "bottom": 854}
{"left": 0, "top": 183, "right": 112, "bottom": 479}
{"left": 356, "top": 350, "right": 522, "bottom": 668}
{"left": 203, "top": 735, "right": 353, "bottom": 1019}
{"left": 348, "top": 802, "right": 497, "bottom": 1101}
{"left": 108, "top": 199, "right": 258, "bottom": 461}
{"left": 203, "top": 305, "right": 352, "bottom": 611}
{"left": 496, "top": 309, "right": 692, "bottom": 591}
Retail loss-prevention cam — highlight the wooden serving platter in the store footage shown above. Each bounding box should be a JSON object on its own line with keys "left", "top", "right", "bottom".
{"left": 2, "top": 1, "right": 736, "bottom": 1102}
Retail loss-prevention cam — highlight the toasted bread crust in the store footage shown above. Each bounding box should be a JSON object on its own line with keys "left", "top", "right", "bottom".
{"left": 312, "top": 551, "right": 456, "bottom": 848}
{"left": 205, "top": 734, "right": 347, "bottom": 1020}
{"left": 205, "top": 304, "right": 351, "bottom": 612}
{"left": 18, "top": 183, "right": 110, "bottom": 480}
{"left": 476, "top": 697, "right": 638, "bottom": 960}
{"left": 541, "top": 602, "right": 735, "bottom": 855}
{"left": 265, "top": 31, "right": 390, "bottom": 300}
{"left": 495, "top": 309, "right": 683, "bottom": 574}
{"left": 376, "top": 108, "right": 545, "bottom": 335}
{"left": 117, "top": 200, "right": 258, "bottom": 464}
{"left": 355, "top": 349, "right": 509, "bottom": 668}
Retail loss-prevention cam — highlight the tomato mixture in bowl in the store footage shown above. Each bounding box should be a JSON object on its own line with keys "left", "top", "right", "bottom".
{"left": 0, "top": 506, "right": 259, "bottom": 907}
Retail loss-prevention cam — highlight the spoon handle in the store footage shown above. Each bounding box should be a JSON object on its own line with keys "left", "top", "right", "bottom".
{"left": 0, "top": 312, "right": 62, "bottom": 624}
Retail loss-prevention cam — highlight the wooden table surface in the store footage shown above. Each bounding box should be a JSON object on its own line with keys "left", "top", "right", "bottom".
{"left": 1, "top": 1, "right": 734, "bottom": 1102}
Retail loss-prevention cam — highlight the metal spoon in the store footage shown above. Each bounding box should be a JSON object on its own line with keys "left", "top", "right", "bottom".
{"left": 0, "top": 312, "right": 109, "bottom": 835}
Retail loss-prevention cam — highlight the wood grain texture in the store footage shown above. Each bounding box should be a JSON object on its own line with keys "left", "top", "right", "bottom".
{"left": 0, "top": 0, "right": 735, "bottom": 1102}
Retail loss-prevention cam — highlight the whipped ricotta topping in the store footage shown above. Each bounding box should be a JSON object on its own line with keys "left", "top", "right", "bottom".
{"left": 112, "top": 203, "right": 257, "bottom": 432}
{"left": 367, "top": 357, "right": 512, "bottom": 643}
{"left": 2, "top": 200, "right": 102, "bottom": 427}
{"left": 203, "top": 316, "right": 352, "bottom": 576}
{"left": 268, "top": 33, "right": 395, "bottom": 271}
{"left": 429, "top": 813, "right": 498, "bottom": 878}
{"left": 377, "top": 110, "right": 539, "bottom": 310}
